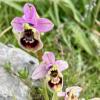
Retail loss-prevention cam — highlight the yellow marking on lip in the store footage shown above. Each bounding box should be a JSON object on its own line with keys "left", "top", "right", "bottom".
{"left": 23, "top": 23, "right": 36, "bottom": 33}
{"left": 47, "top": 76, "right": 50, "bottom": 81}
{"left": 54, "top": 84, "right": 62, "bottom": 92}
{"left": 68, "top": 89, "right": 78, "bottom": 100}
{"left": 24, "top": 23, "right": 31, "bottom": 29}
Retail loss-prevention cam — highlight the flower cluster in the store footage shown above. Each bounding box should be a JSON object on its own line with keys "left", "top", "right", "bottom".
{"left": 32, "top": 52, "right": 68, "bottom": 92}
{"left": 11, "top": 3, "right": 100, "bottom": 100}
{"left": 32, "top": 52, "right": 83, "bottom": 100}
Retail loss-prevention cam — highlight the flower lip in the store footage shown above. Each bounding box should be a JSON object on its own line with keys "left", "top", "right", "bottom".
{"left": 47, "top": 65, "right": 63, "bottom": 92}
{"left": 48, "top": 74, "right": 63, "bottom": 92}
{"left": 20, "top": 29, "right": 39, "bottom": 48}
{"left": 48, "top": 76, "right": 62, "bottom": 87}
{"left": 57, "top": 86, "right": 82, "bottom": 100}
{"left": 49, "top": 65, "right": 58, "bottom": 77}
{"left": 50, "top": 70, "right": 58, "bottom": 77}
{"left": 65, "top": 86, "right": 82, "bottom": 100}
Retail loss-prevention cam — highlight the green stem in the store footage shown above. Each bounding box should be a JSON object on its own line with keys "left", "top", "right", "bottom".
{"left": 52, "top": 92, "right": 58, "bottom": 100}
{"left": 54, "top": 2, "right": 60, "bottom": 26}
{"left": 35, "top": 49, "right": 43, "bottom": 61}
{"left": 0, "top": 26, "right": 12, "bottom": 37}
{"left": 92, "top": 0, "right": 100, "bottom": 28}
{"left": 43, "top": 80, "right": 49, "bottom": 100}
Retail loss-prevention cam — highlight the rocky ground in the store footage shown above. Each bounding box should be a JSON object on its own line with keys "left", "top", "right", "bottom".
{"left": 0, "top": 43, "right": 39, "bottom": 100}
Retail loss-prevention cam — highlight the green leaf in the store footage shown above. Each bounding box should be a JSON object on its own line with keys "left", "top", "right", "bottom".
{"left": 1, "top": 0, "right": 22, "bottom": 12}
{"left": 68, "top": 22, "right": 96, "bottom": 56}
{"left": 58, "top": 0, "right": 88, "bottom": 29}
{"left": 3, "top": 62, "right": 11, "bottom": 72}
{"left": 58, "top": 0, "right": 81, "bottom": 23}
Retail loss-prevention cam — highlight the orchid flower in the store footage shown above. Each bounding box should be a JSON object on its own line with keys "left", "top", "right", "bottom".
{"left": 58, "top": 86, "right": 82, "bottom": 100}
{"left": 32, "top": 52, "right": 68, "bottom": 92}
{"left": 90, "top": 98, "right": 100, "bottom": 100}
{"left": 11, "top": 3, "right": 54, "bottom": 53}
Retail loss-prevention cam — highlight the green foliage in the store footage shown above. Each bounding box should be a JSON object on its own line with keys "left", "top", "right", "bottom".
{"left": 0, "top": 0, "right": 100, "bottom": 99}
{"left": 18, "top": 68, "right": 29, "bottom": 79}
{"left": 3, "top": 62, "right": 12, "bottom": 72}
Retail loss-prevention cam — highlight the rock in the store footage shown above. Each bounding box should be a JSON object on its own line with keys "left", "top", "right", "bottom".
{"left": 0, "top": 67, "right": 31, "bottom": 100}
{"left": 0, "top": 43, "right": 40, "bottom": 100}
{"left": 0, "top": 43, "right": 10, "bottom": 66}
{"left": 0, "top": 43, "right": 39, "bottom": 78}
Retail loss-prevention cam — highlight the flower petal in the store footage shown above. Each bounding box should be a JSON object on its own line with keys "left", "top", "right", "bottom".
{"left": 42, "top": 52, "right": 55, "bottom": 66}
{"left": 36, "top": 18, "right": 54, "bottom": 33}
{"left": 32, "top": 63, "right": 47, "bottom": 80}
{"left": 23, "top": 3, "right": 37, "bottom": 24}
{"left": 57, "top": 92, "right": 66, "bottom": 97}
{"left": 55, "top": 60, "right": 68, "bottom": 71}
{"left": 11, "top": 17, "right": 25, "bottom": 32}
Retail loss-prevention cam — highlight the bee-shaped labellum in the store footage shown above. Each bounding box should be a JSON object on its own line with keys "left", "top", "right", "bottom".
{"left": 20, "top": 29, "right": 39, "bottom": 49}
{"left": 16, "top": 23, "right": 43, "bottom": 53}
{"left": 66, "top": 89, "right": 78, "bottom": 100}
{"left": 64, "top": 86, "right": 82, "bottom": 100}
{"left": 47, "top": 65, "right": 63, "bottom": 92}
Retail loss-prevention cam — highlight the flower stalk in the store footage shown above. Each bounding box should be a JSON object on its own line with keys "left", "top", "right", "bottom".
{"left": 43, "top": 79, "right": 49, "bottom": 100}
{"left": 52, "top": 92, "right": 58, "bottom": 100}
{"left": 0, "top": 26, "right": 12, "bottom": 37}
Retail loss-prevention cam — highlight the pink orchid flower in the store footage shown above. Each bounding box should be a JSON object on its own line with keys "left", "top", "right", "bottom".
{"left": 32, "top": 52, "right": 68, "bottom": 92}
{"left": 90, "top": 98, "right": 100, "bottom": 100}
{"left": 58, "top": 86, "right": 82, "bottom": 100}
{"left": 11, "top": 3, "right": 54, "bottom": 53}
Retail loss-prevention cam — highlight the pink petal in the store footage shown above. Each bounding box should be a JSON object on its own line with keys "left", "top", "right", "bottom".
{"left": 23, "top": 3, "right": 37, "bottom": 24}
{"left": 36, "top": 18, "right": 54, "bottom": 33}
{"left": 42, "top": 52, "right": 55, "bottom": 66}
{"left": 55, "top": 60, "right": 68, "bottom": 72}
{"left": 32, "top": 63, "right": 47, "bottom": 80}
{"left": 11, "top": 17, "right": 25, "bottom": 32}
{"left": 57, "top": 92, "right": 66, "bottom": 97}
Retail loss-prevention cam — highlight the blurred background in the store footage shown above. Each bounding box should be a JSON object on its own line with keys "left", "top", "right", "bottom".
{"left": 0, "top": 0, "right": 100, "bottom": 99}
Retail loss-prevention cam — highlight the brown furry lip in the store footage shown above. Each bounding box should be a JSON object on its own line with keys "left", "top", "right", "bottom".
{"left": 20, "top": 29, "right": 39, "bottom": 48}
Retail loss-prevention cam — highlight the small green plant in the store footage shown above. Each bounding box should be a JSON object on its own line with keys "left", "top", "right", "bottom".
{"left": 3, "top": 62, "right": 12, "bottom": 72}
{"left": 18, "top": 68, "right": 29, "bottom": 79}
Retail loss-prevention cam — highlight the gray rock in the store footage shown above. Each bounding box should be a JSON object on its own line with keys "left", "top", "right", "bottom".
{"left": 0, "top": 43, "right": 40, "bottom": 100}
{"left": 0, "top": 67, "right": 31, "bottom": 100}
{"left": 0, "top": 43, "right": 39, "bottom": 78}
{"left": 0, "top": 43, "right": 10, "bottom": 66}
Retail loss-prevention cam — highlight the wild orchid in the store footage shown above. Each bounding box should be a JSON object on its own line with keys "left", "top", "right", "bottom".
{"left": 58, "top": 86, "right": 82, "bottom": 100}
{"left": 32, "top": 52, "right": 68, "bottom": 92}
{"left": 90, "top": 98, "right": 100, "bottom": 100}
{"left": 11, "top": 3, "right": 54, "bottom": 53}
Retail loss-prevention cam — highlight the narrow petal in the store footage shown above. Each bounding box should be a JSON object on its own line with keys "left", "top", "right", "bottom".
{"left": 55, "top": 60, "right": 68, "bottom": 72}
{"left": 42, "top": 52, "right": 55, "bottom": 66}
{"left": 11, "top": 17, "right": 25, "bottom": 32}
{"left": 23, "top": 3, "right": 37, "bottom": 24}
{"left": 32, "top": 63, "right": 47, "bottom": 80}
{"left": 36, "top": 18, "right": 54, "bottom": 33}
{"left": 57, "top": 92, "right": 66, "bottom": 97}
